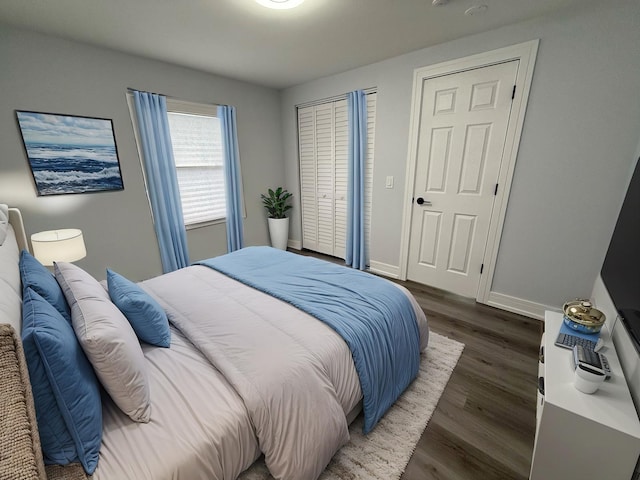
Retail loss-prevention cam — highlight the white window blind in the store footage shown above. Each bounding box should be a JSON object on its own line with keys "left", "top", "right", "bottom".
{"left": 297, "top": 92, "right": 376, "bottom": 260}
{"left": 166, "top": 110, "right": 226, "bottom": 226}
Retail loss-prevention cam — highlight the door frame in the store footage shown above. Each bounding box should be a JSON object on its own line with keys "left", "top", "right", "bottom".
{"left": 398, "top": 40, "right": 539, "bottom": 304}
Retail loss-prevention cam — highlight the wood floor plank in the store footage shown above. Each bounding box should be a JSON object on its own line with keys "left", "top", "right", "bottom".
{"left": 406, "top": 421, "right": 526, "bottom": 480}
{"left": 432, "top": 396, "right": 533, "bottom": 476}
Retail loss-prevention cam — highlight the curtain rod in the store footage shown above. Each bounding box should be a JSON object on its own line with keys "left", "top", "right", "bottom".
{"left": 126, "top": 87, "right": 228, "bottom": 107}
{"left": 295, "top": 87, "right": 377, "bottom": 109}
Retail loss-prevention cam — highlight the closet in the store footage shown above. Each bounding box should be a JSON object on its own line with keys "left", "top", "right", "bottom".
{"left": 297, "top": 93, "right": 376, "bottom": 260}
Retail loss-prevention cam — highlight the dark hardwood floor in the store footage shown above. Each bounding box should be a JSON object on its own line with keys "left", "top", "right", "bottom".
{"left": 295, "top": 249, "right": 543, "bottom": 480}
{"left": 399, "top": 280, "right": 541, "bottom": 480}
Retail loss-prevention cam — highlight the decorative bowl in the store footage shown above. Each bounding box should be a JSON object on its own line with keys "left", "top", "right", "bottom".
{"left": 562, "top": 299, "right": 606, "bottom": 334}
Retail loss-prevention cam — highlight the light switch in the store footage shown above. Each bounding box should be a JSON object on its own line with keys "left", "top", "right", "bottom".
{"left": 385, "top": 176, "right": 394, "bottom": 189}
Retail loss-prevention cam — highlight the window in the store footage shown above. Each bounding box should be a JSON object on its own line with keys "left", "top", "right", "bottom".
{"left": 166, "top": 100, "right": 225, "bottom": 227}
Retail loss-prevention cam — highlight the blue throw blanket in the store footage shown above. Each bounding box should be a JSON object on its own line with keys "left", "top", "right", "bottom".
{"left": 197, "top": 246, "right": 420, "bottom": 433}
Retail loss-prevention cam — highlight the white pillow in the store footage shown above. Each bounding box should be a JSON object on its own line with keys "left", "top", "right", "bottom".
{"left": 55, "top": 262, "right": 151, "bottom": 423}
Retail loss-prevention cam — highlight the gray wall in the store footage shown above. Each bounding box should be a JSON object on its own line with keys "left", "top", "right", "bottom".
{"left": 281, "top": 0, "right": 640, "bottom": 310}
{"left": 0, "top": 25, "right": 284, "bottom": 281}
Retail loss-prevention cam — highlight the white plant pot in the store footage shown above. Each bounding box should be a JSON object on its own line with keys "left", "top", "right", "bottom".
{"left": 268, "top": 217, "right": 289, "bottom": 250}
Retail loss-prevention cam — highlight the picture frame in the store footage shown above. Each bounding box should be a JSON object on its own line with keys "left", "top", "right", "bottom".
{"left": 15, "top": 110, "right": 124, "bottom": 196}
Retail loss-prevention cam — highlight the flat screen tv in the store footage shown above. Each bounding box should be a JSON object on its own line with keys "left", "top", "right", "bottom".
{"left": 601, "top": 157, "right": 640, "bottom": 351}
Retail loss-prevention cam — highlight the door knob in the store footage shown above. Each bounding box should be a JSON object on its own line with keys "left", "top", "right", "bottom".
{"left": 416, "top": 197, "right": 432, "bottom": 206}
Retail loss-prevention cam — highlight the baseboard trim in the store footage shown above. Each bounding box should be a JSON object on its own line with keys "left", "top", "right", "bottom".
{"left": 486, "top": 291, "right": 557, "bottom": 321}
{"left": 369, "top": 260, "right": 400, "bottom": 279}
{"left": 287, "top": 239, "right": 302, "bottom": 250}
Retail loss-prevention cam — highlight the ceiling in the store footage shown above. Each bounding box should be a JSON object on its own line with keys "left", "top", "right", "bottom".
{"left": 0, "top": 0, "right": 591, "bottom": 89}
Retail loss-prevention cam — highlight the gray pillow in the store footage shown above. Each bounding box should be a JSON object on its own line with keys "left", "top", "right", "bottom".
{"left": 55, "top": 262, "right": 151, "bottom": 423}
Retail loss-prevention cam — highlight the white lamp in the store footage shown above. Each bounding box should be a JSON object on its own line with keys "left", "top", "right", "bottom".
{"left": 31, "top": 229, "right": 87, "bottom": 266}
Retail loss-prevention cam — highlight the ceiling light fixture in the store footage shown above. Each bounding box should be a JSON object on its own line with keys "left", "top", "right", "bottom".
{"left": 255, "top": 0, "right": 305, "bottom": 9}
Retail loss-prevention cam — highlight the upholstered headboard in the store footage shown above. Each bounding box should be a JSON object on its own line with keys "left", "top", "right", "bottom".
{"left": 0, "top": 208, "right": 24, "bottom": 332}
{"left": 9, "top": 208, "right": 29, "bottom": 254}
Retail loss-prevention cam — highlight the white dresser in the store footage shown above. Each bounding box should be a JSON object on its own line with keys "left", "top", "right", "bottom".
{"left": 530, "top": 311, "right": 640, "bottom": 480}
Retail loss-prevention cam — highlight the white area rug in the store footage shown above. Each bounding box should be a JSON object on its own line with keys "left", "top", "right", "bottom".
{"left": 239, "top": 331, "right": 464, "bottom": 480}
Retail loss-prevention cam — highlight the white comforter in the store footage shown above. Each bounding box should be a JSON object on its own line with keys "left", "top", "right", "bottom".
{"left": 95, "top": 324, "right": 261, "bottom": 480}
{"left": 97, "top": 265, "right": 428, "bottom": 480}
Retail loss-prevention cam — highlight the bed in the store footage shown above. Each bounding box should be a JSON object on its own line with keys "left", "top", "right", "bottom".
{"left": 0, "top": 207, "right": 429, "bottom": 480}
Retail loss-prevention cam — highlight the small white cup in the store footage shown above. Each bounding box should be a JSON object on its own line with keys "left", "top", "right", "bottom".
{"left": 574, "top": 365, "right": 606, "bottom": 394}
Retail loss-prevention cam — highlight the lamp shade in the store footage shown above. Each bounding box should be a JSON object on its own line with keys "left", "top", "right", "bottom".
{"left": 31, "top": 229, "right": 87, "bottom": 266}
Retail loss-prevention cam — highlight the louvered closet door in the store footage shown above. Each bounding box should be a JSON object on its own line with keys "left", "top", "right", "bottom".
{"left": 333, "top": 99, "right": 348, "bottom": 259}
{"left": 298, "top": 107, "right": 318, "bottom": 251}
{"left": 298, "top": 94, "right": 375, "bottom": 260}
{"left": 298, "top": 103, "right": 336, "bottom": 257}
{"left": 315, "top": 103, "right": 335, "bottom": 256}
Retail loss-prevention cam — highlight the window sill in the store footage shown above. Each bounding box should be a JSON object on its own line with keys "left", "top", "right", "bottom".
{"left": 185, "top": 218, "right": 226, "bottom": 230}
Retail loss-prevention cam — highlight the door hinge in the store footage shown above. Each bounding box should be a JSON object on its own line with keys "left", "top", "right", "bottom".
{"left": 480, "top": 263, "right": 484, "bottom": 274}
{"left": 512, "top": 85, "right": 516, "bottom": 100}
{"left": 494, "top": 183, "right": 499, "bottom": 196}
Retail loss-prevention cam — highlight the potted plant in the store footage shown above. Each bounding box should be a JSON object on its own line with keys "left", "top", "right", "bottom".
{"left": 261, "top": 187, "right": 293, "bottom": 250}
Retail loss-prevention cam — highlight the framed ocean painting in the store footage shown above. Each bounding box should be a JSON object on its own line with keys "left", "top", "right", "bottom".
{"left": 16, "top": 111, "right": 124, "bottom": 196}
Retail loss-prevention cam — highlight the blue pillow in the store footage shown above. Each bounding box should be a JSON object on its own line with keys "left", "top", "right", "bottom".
{"left": 21, "top": 287, "right": 102, "bottom": 474}
{"left": 107, "top": 269, "right": 171, "bottom": 347}
{"left": 19, "top": 250, "right": 71, "bottom": 322}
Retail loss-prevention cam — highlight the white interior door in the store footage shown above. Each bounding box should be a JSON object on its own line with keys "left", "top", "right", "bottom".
{"left": 407, "top": 60, "right": 519, "bottom": 297}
